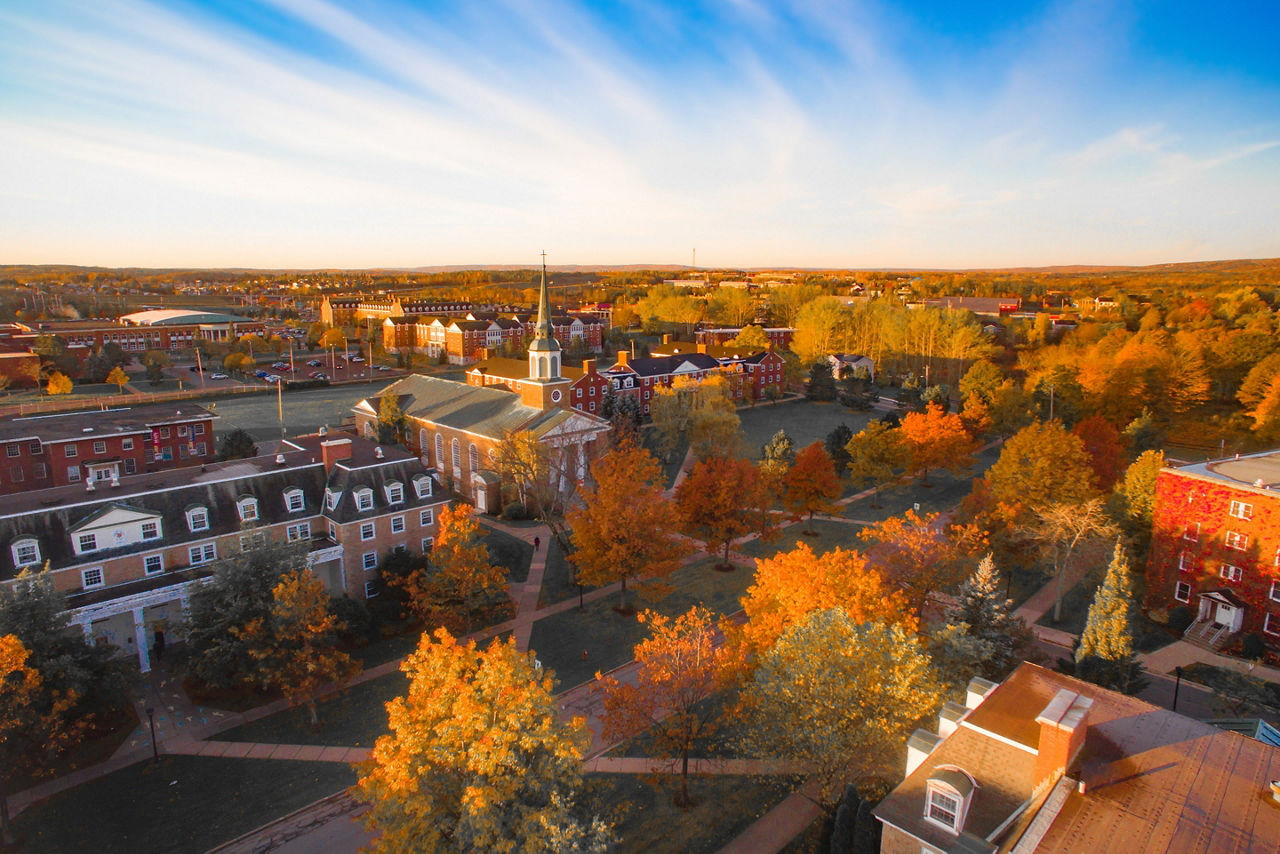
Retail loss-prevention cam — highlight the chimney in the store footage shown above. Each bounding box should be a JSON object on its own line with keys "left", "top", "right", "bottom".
{"left": 583, "top": 359, "right": 596, "bottom": 375}
{"left": 663, "top": 334, "right": 674, "bottom": 345}
{"left": 1034, "top": 689, "right": 1093, "bottom": 789}
{"left": 616, "top": 351, "right": 629, "bottom": 368}
{"left": 321, "top": 438, "right": 353, "bottom": 471}
{"left": 375, "top": 446, "right": 384, "bottom": 459}
{"left": 697, "top": 343, "right": 708, "bottom": 354}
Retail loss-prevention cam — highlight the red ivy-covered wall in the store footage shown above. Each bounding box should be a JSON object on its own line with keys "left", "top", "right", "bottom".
{"left": 1148, "top": 468, "right": 1280, "bottom": 639}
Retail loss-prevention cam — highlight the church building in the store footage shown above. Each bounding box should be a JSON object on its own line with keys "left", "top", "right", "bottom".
{"left": 353, "top": 258, "right": 611, "bottom": 511}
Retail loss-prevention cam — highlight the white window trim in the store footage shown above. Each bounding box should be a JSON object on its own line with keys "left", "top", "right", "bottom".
{"left": 391, "top": 515, "right": 406, "bottom": 534}
{"left": 285, "top": 489, "right": 306, "bottom": 513}
{"left": 385, "top": 482, "right": 404, "bottom": 505}
{"left": 419, "top": 508, "right": 434, "bottom": 527}
{"left": 1269, "top": 581, "right": 1280, "bottom": 603}
{"left": 1174, "top": 582, "right": 1191, "bottom": 603}
{"left": 144, "top": 554, "right": 164, "bottom": 575}
{"left": 11, "top": 538, "right": 40, "bottom": 568}
{"left": 1183, "top": 522, "right": 1200, "bottom": 542}
{"left": 355, "top": 488, "right": 374, "bottom": 512}
{"left": 923, "top": 784, "right": 965, "bottom": 834}
{"left": 364, "top": 580, "right": 378, "bottom": 598}
{"left": 141, "top": 521, "right": 161, "bottom": 540}
{"left": 1229, "top": 500, "right": 1254, "bottom": 520}
{"left": 287, "top": 521, "right": 311, "bottom": 543}
{"left": 362, "top": 551, "right": 377, "bottom": 570}
{"left": 414, "top": 476, "right": 432, "bottom": 498}
{"left": 1224, "top": 531, "right": 1249, "bottom": 551}
{"left": 360, "top": 521, "right": 376, "bottom": 541}
{"left": 421, "top": 537, "right": 434, "bottom": 551}
{"left": 1178, "top": 551, "right": 1191, "bottom": 572}
{"left": 187, "top": 507, "right": 210, "bottom": 532}
{"left": 77, "top": 533, "right": 98, "bottom": 554}
{"left": 237, "top": 497, "right": 259, "bottom": 522}
{"left": 81, "top": 567, "right": 104, "bottom": 589}
{"left": 1266, "top": 613, "right": 1280, "bottom": 636}
{"left": 1220, "top": 564, "right": 1243, "bottom": 583}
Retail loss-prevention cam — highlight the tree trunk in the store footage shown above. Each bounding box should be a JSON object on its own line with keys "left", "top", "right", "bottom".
{"left": 723, "top": 540, "right": 733, "bottom": 570}
{"left": 619, "top": 576, "right": 629, "bottom": 611}
{"left": 680, "top": 747, "right": 691, "bottom": 808}
{"left": 308, "top": 699, "right": 319, "bottom": 726}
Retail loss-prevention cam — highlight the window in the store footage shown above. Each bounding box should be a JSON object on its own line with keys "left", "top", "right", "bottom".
{"left": 81, "top": 567, "right": 104, "bottom": 589}
{"left": 123, "top": 459, "right": 135, "bottom": 475}
{"left": 391, "top": 515, "right": 406, "bottom": 534}
{"left": 286, "top": 522, "right": 311, "bottom": 542}
{"left": 240, "top": 531, "right": 267, "bottom": 551}
{"left": 419, "top": 508, "right": 434, "bottom": 527}
{"left": 187, "top": 507, "right": 209, "bottom": 532}
{"left": 11, "top": 539, "right": 40, "bottom": 567}
{"left": 144, "top": 554, "right": 164, "bottom": 575}
{"left": 469, "top": 443, "right": 479, "bottom": 472}
{"left": 356, "top": 489, "right": 374, "bottom": 512}
{"left": 1224, "top": 531, "right": 1250, "bottom": 551}
{"left": 421, "top": 537, "right": 434, "bottom": 552}
{"left": 78, "top": 533, "right": 97, "bottom": 553}
{"left": 362, "top": 551, "right": 378, "bottom": 570}
{"left": 385, "top": 483, "right": 404, "bottom": 504}
{"left": 435, "top": 434, "right": 444, "bottom": 466}
{"left": 1182, "top": 523, "right": 1199, "bottom": 542}
{"left": 1270, "top": 581, "right": 1280, "bottom": 603}
{"left": 1174, "top": 582, "right": 1191, "bottom": 603}
{"left": 189, "top": 543, "right": 217, "bottom": 564}
{"left": 590, "top": 385, "right": 596, "bottom": 396}
{"left": 193, "top": 423, "right": 204, "bottom": 435}
{"left": 64, "top": 445, "right": 77, "bottom": 458}
{"left": 29, "top": 441, "right": 41, "bottom": 455}
{"left": 10, "top": 466, "right": 21, "bottom": 483}
{"left": 1229, "top": 500, "right": 1253, "bottom": 520}
{"left": 93, "top": 440, "right": 106, "bottom": 455}
{"left": 1178, "top": 551, "right": 1192, "bottom": 572}
{"left": 66, "top": 465, "right": 81, "bottom": 482}
{"left": 178, "top": 426, "right": 188, "bottom": 437}
{"left": 34, "top": 463, "right": 46, "bottom": 479}
{"left": 237, "top": 498, "right": 258, "bottom": 522}
{"left": 451, "top": 438, "right": 461, "bottom": 470}
{"left": 1220, "top": 564, "right": 1243, "bottom": 583}
{"left": 327, "top": 520, "right": 338, "bottom": 540}
{"left": 360, "top": 522, "right": 375, "bottom": 541}
{"left": 1267, "top": 613, "right": 1280, "bottom": 636}
{"left": 285, "top": 489, "right": 305, "bottom": 512}
{"left": 5, "top": 444, "right": 17, "bottom": 458}
{"left": 326, "top": 489, "right": 340, "bottom": 511}
{"left": 121, "top": 437, "right": 134, "bottom": 451}
{"left": 364, "top": 580, "right": 378, "bottom": 598}
{"left": 159, "top": 427, "right": 170, "bottom": 438}
{"left": 195, "top": 442, "right": 206, "bottom": 456}
{"left": 141, "top": 521, "right": 159, "bottom": 540}
{"left": 414, "top": 476, "right": 431, "bottom": 498}
{"left": 926, "top": 789, "right": 960, "bottom": 831}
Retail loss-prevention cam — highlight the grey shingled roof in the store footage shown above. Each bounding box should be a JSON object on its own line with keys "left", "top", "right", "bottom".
{"left": 364, "top": 375, "right": 546, "bottom": 440}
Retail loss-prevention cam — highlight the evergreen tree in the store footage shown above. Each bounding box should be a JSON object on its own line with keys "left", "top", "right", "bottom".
{"left": 216, "top": 428, "right": 259, "bottom": 461}
{"left": 806, "top": 361, "right": 837, "bottom": 401}
{"left": 825, "top": 423, "right": 853, "bottom": 472}
{"left": 761, "top": 429, "right": 795, "bottom": 471}
{"left": 1070, "top": 543, "right": 1148, "bottom": 694}
{"left": 940, "top": 554, "right": 1034, "bottom": 682}
{"left": 838, "top": 366, "right": 874, "bottom": 410}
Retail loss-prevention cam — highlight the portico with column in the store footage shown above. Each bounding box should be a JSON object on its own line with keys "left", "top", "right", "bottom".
{"left": 66, "top": 577, "right": 209, "bottom": 673}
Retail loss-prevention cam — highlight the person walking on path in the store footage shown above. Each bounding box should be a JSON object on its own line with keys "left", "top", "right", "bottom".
{"left": 534, "top": 536, "right": 541, "bottom": 551}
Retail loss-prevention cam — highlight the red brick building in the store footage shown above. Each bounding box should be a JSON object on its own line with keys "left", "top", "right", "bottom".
{"left": 466, "top": 356, "right": 613, "bottom": 418}
{"left": 383, "top": 312, "right": 604, "bottom": 366}
{"left": 1147, "top": 450, "right": 1280, "bottom": 649}
{"left": 695, "top": 326, "right": 795, "bottom": 350}
{"left": 606, "top": 343, "right": 787, "bottom": 415}
{"left": 0, "top": 403, "right": 217, "bottom": 495}
{"left": 20, "top": 310, "right": 267, "bottom": 353}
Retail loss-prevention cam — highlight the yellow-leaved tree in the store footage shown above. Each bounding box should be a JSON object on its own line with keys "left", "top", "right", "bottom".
{"left": 737, "top": 609, "right": 943, "bottom": 807}
{"left": 105, "top": 365, "right": 129, "bottom": 392}
{"left": 395, "top": 504, "right": 508, "bottom": 633}
{"left": 356, "top": 630, "right": 612, "bottom": 853}
{"left": 236, "top": 570, "right": 358, "bottom": 725}
{"left": 45, "top": 372, "right": 72, "bottom": 396}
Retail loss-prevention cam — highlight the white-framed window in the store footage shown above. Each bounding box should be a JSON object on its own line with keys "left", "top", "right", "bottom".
{"left": 5, "top": 444, "right": 18, "bottom": 458}
{"left": 1229, "top": 500, "right": 1254, "bottom": 520}
{"left": 925, "top": 787, "right": 961, "bottom": 832}
{"left": 285, "top": 488, "right": 306, "bottom": 512}
{"left": 178, "top": 426, "right": 188, "bottom": 437}
{"left": 159, "top": 427, "right": 170, "bottom": 438}
{"left": 286, "top": 522, "right": 311, "bottom": 542}
{"left": 123, "top": 459, "right": 134, "bottom": 474}
{"left": 364, "top": 580, "right": 378, "bottom": 598}
{"left": 1183, "top": 523, "right": 1200, "bottom": 542}
{"left": 1266, "top": 613, "right": 1280, "bottom": 636}
{"left": 385, "top": 482, "right": 404, "bottom": 504}
{"left": 29, "top": 441, "right": 42, "bottom": 455}
{"left": 144, "top": 554, "right": 164, "bottom": 575}
{"left": 11, "top": 538, "right": 40, "bottom": 567}
{"left": 141, "top": 521, "right": 160, "bottom": 540}
{"left": 469, "top": 443, "right": 479, "bottom": 472}
{"left": 355, "top": 488, "right": 374, "bottom": 512}
{"left": 1269, "top": 581, "right": 1280, "bottom": 603}
{"left": 1174, "top": 581, "right": 1191, "bottom": 603}
{"left": 194, "top": 424, "right": 205, "bottom": 435}
{"left": 239, "top": 531, "right": 267, "bottom": 551}
{"left": 362, "top": 551, "right": 377, "bottom": 570}
{"left": 327, "top": 520, "right": 338, "bottom": 540}
{"left": 77, "top": 533, "right": 97, "bottom": 553}
{"left": 391, "top": 515, "right": 406, "bottom": 534}
{"left": 189, "top": 543, "right": 217, "bottom": 565}
{"left": 81, "top": 567, "right": 104, "bottom": 589}
{"left": 414, "top": 475, "right": 432, "bottom": 498}
{"left": 360, "top": 521, "right": 375, "bottom": 541}
{"left": 237, "top": 497, "right": 259, "bottom": 522}
{"left": 1225, "top": 531, "right": 1249, "bottom": 551}
{"left": 419, "top": 508, "right": 434, "bottom": 527}
{"left": 187, "top": 507, "right": 209, "bottom": 532}
{"left": 1221, "top": 564, "right": 1243, "bottom": 583}
{"left": 1178, "top": 551, "right": 1192, "bottom": 572}
{"left": 435, "top": 434, "right": 445, "bottom": 467}
{"left": 64, "top": 445, "right": 77, "bottom": 458}
{"left": 326, "top": 489, "right": 340, "bottom": 511}
{"left": 451, "top": 438, "right": 461, "bottom": 469}
{"left": 421, "top": 537, "right": 434, "bottom": 551}
{"left": 34, "top": 463, "right": 47, "bottom": 479}
{"left": 93, "top": 440, "right": 106, "bottom": 455}
{"left": 66, "top": 465, "right": 81, "bottom": 482}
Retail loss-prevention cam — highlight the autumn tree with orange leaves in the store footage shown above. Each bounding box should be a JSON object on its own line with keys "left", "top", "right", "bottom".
{"left": 675, "top": 456, "right": 775, "bottom": 570}
{"left": 1071, "top": 415, "right": 1127, "bottom": 491}
{"left": 395, "top": 505, "right": 509, "bottom": 633}
{"left": 570, "top": 438, "right": 693, "bottom": 613}
{"left": 899, "top": 403, "right": 976, "bottom": 486}
{"left": 598, "top": 607, "right": 743, "bottom": 807}
{"left": 356, "top": 630, "right": 612, "bottom": 853}
{"left": 737, "top": 541, "right": 914, "bottom": 656}
{"left": 0, "top": 634, "right": 85, "bottom": 844}
{"left": 784, "top": 442, "right": 841, "bottom": 534}
{"left": 859, "top": 510, "right": 985, "bottom": 618}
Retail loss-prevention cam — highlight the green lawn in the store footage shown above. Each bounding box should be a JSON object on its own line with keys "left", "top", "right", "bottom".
{"left": 484, "top": 527, "right": 534, "bottom": 584}
{"left": 1036, "top": 575, "right": 1176, "bottom": 654}
{"left": 843, "top": 444, "right": 1000, "bottom": 525}
{"left": 587, "top": 772, "right": 796, "bottom": 854}
{"left": 530, "top": 557, "right": 756, "bottom": 691}
{"left": 11, "top": 756, "right": 356, "bottom": 854}
{"left": 352, "top": 628, "right": 424, "bottom": 669}
{"left": 214, "top": 670, "right": 407, "bottom": 747}
{"left": 739, "top": 519, "right": 866, "bottom": 562}
{"left": 538, "top": 536, "right": 597, "bottom": 608}
{"left": 738, "top": 400, "right": 876, "bottom": 460}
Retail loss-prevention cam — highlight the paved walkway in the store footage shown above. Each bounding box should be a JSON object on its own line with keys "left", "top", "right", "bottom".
{"left": 1139, "top": 640, "right": 1280, "bottom": 682}
{"left": 717, "top": 780, "right": 823, "bottom": 854}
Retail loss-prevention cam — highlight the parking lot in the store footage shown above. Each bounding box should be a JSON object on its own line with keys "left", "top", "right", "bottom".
{"left": 165, "top": 352, "right": 399, "bottom": 391}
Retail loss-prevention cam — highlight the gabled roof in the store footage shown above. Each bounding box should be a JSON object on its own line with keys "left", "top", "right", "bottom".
{"left": 360, "top": 375, "right": 548, "bottom": 440}
{"left": 605, "top": 353, "right": 722, "bottom": 378}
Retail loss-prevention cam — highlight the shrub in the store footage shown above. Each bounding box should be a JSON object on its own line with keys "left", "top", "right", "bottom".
{"left": 1168, "top": 605, "right": 1194, "bottom": 633}
{"left": 331, "top": 595, "right": 379, "bottom": 645}
{"left": 500, "top": 501, "right": 530, "bottom": 521}
{"left": 1241, "top": 633, "right": 1267, "bottom": 661}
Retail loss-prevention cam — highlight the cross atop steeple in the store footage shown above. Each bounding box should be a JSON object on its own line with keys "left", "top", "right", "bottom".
{"left": 534, "top": 250, "right": 552, "bottom": 341}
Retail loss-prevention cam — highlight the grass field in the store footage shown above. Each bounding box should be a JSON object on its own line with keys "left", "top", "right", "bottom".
{"left": 737, "top": 399, "right": 876, "bottom": 460}
{"left": 12, "top": 756, "right": 356, "bottom": 854}
{"left": 484, "top": 526, "right": 534, "bottom": 584}
{"left": 215, "top": 671, "right": 407, "bottom": 747}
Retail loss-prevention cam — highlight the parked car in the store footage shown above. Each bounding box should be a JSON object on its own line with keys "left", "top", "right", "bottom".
{"left": 306, "top": 359, "right": 322, "bottom": 367}
{"left": 209, "top": 372, "right": 228, "bottom": 380}
{"left": 254, "top": 370, "right": 269, "bottom": 379}
{"left": 376, "top": 364, "right": 392, "bottom": 371}
{"left": 265, "top": 374, "right": 282, "bottom": 383}
{"left": 351, "top": 356, "right": 366, "bottom": 363}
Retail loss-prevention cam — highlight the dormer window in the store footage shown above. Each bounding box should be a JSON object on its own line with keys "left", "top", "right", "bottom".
{"left": 413, "top": 475, "right": 431, "bottom": 498}
{"left": 385, "top": 482, "right": 404, "bottom": 505}
{"left": 11, "top": 538, "right": 40, "bottom": 568}
{"left": 355, "top": 488, "right": 374, "bottom": 512}
{"left": 285, "top": 489, "right": 305, "bottom": 513}
{"left": 187, "top": 506, "right": 210, "bottom": 532}
{"left": 237, "top": 497, "right": 259, "bottom": 522}
{"left": 326, "top": 489, "right": 340, "bottom": 511}
{"left": 924, "top": 769, "right": 974, "bottom": 834}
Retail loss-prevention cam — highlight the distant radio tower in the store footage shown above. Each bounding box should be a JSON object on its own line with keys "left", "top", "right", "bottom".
{"left": 692, "top": 248, "right": 696, "bottom": 270}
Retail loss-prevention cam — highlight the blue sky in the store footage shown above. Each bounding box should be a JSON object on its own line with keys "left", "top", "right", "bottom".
{"left": 1, "top": 0, "right": 1277, "bottom": 268}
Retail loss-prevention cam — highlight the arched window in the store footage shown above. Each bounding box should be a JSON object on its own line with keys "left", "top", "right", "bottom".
{"left": 363, "top": 421, "right": 374, "bottom": 438}
{"left": 451, "top": 438, "right": 461, "bottom": 470}
{"left": 236, "top": 497, "right": 259, "bottom": 522}
{"left": 435, "top": 434, "right": 444, "bottom": 468}
{"left": 469, "top": 443, "right": 479, "bottom": 472}
{"left": 11, "top": 538, "right": 40, "bottom": 568}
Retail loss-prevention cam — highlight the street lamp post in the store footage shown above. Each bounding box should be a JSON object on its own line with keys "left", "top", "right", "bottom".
{"left": 145, "top": 707, "right": 159, "bottom": 763}
{"left": 1172, "top": 666, "right": 1182, "bottom": 712}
